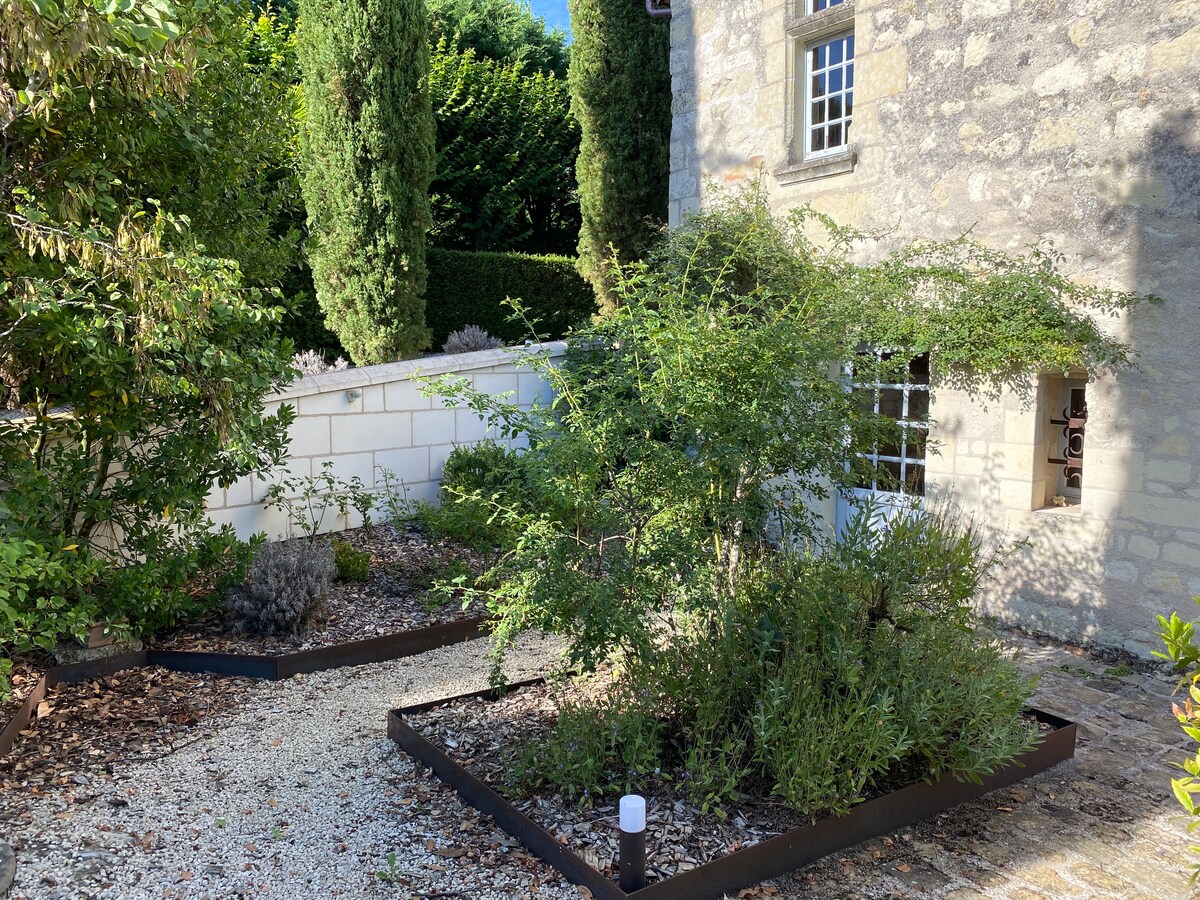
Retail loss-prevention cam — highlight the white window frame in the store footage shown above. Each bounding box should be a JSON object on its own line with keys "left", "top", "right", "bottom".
{"left": 848, "top": 352, "right": 930, "bottom": 498}
{"left": 802, "top": 29, "right": 855, "bottom": 162}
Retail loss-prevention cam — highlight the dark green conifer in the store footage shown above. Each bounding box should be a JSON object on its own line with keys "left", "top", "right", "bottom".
{"left": 298, "top": 0, "right": 436, "bottom": 363}
{"left": 568, "top": 0, "right": 672, "bottom": 310}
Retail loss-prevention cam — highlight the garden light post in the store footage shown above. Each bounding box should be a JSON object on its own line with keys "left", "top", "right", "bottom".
{"left": 619, "top": 794, "right": 647, "bottom": 891}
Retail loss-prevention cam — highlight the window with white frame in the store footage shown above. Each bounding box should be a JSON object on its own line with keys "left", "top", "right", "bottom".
{"left": 850, "top": 352, "right": 930, "bottom": 496}
{"left": 783, "top": 0, "right": 856, "bottom": 173}
{"left": 804, "top": 30, "right": 855, "bottom": 159}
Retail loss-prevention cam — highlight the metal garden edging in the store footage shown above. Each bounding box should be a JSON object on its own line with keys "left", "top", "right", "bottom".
{"left": 0, "top": 615, "right": 488, "bottom": 759}
{"left": 387, "top": 685, "right": 1078, "bottom": 900}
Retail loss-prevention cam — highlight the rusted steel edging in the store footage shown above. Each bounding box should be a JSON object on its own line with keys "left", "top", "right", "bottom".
{"left": 388, "top": 691, "right": 1077, "bottom": 900}
{"left": 1, "top": 616, "right": 490, "bottom": 758}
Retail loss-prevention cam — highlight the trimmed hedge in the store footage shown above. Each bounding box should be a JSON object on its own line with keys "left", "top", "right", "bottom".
{"left": 425, "top": 247, "right": 598, "bottom": 349}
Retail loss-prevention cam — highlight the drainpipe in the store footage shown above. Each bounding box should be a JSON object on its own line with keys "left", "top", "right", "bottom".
{"left": 646, "top": 0, "right": 671, "bottom": 18}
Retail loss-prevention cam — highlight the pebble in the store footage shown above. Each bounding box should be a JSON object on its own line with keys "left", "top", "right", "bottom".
{"left": 2, "top": 634, "right": 578, "bottom": 900}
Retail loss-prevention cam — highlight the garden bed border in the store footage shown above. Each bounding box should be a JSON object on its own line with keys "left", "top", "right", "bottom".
{"left": 387, "top": 681, "right": 1078, "bottom": 900}
{"left": 0, "top": 615, "right": 487, "bottom": 759}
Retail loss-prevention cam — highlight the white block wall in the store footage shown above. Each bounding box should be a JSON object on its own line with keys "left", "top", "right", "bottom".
{"left": 206, "top": 343, "right": 564, "bottom": 540}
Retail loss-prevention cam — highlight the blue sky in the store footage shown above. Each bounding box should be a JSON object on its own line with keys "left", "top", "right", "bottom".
{"left": 529, "top": 0, "right": 571, "bottom": 35}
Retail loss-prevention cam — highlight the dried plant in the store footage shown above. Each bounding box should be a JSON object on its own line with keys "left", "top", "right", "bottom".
{"left": 292, "top": 349, "right": 349, "bottom": 376}
{"left": 442, "top": 325, "right": 502, "bottom": 355}
{"left": 226, "top": 541, "right": 334, "bottom": 635}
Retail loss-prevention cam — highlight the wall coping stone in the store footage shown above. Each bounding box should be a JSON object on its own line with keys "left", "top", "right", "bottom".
{"left": 271, "top": 341, "right": 568, "bottom": 403}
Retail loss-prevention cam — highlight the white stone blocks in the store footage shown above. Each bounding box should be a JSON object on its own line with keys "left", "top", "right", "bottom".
{"left": 330, "top": 412, "right": 412, "bottom": 453}
{"left": 374, "top": 447, "right": 430, "bottom": 487}
{"left": 411, "top": 409, "right": 457, "bottom": 446}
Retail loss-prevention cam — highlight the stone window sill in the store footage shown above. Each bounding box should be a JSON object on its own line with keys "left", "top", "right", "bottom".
{"left": 1032, "top": 503, "right": 1083, "bottom": 519}
{"left": 774, "top": 149, "right": 856, "bottom": 185}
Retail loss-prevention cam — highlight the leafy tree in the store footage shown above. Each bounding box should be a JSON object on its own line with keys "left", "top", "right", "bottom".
{"left": 429, "top": 41, "right": 580, "bottom": 253}
{"left": 428, "top": 0, "right": 569, "bottom": 77}
{"left": 0, "top": 0, "right": 296, "bottom": 698}
{"left": 568, "top": 0, "right": 671, "bottom": 309}
{"left": 297, "top": 0, "right": 436, "bottom": 364}
{"left": 423, "top": 190, "right": 1150, "bottom": 810}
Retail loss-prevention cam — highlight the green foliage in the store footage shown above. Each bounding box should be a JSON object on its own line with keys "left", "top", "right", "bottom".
{"left": 428, "top": 0, "right": 570, "bottom": 78}
{"left": 264, "top": 461, "right": 375, "bottom": 539}
{"left": 429, "top": 441, "right": 532, "bottom": 549}
{"left": 429, "top": 41, "right": 580, "bottom": 254}
{"left": 422, "top": 190, "right": 1149, "bottom": 814}
{"left": 521, "top": 509, "right": 1038, "bottom": 818}
{"left": 297, "top": 0, "right": 436, "bottom": 364}
{"left": 332, "top": 539, "right": 371, "bottom": 582}
{"left": 0, "top": 538, "right": 106, "bottom": 697}
{"left": 425, "top": 248, "right": 597, "bottom": 348}
{"left": 568, "top": 0, "right": 672, "bottom": 308}
{"left": 0, "top": 5, "right": 310, "bottom": 698}
{"left": 1155, "top": 596, "right": 1200, "bottom": 884}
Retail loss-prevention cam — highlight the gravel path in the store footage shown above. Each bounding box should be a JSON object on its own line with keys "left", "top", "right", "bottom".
{"left": 1, "top": 631, "right": 1192, "bottom": 900}
{"left": 1, "top": 635, "right": 579, "bottom": 900}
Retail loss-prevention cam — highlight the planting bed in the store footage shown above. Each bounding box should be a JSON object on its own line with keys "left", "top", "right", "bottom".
{"left": 1, "top": 525, "right": 494, "bottom": 760}
{"left": 153, "top": 523, "right": 488, "bottom": 655}
{"left": 389, "top": 679, "right": 1077, "bottom": 900}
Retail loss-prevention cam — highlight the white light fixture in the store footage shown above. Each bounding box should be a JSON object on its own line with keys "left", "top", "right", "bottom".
{"left": 618, "top": 794, "right": 647, "bottom": 891}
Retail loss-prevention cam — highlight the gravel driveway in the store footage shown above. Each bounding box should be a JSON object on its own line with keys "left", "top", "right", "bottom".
{"left": 1, "top": 635, "right": 580, "bottom": 900}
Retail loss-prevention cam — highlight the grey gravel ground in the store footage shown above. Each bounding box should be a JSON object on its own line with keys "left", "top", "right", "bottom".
{"left": 1, "top": 634, "right": 579, "bottom": 900}
{"left": 2, "top": 632, "right": 1195, "bottom": 900}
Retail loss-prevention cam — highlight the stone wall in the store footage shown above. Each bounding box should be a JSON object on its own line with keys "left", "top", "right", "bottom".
{"left": 669, "top": 0, "right": 1200, "bottom": 652}
{"left": 205, "top": 343, "right": 563, "bottom": 541}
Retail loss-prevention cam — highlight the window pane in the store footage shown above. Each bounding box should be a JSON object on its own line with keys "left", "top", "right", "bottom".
{"left": 846, "top": 62, "right": 855, "bottom": 88}
{"left": 829, "top": 68, "right": 843, "bottom": 93}
{"left": 811, "top": 128, "right": 826, "bottom": 152}
{"left": 907, "top": 464, "right": 926, "bottom": 495}
{"left": 846, "top": 34, "right": 855, "bottom": 58}
{"left": 830, "top": 40, "right": 843, "bottom": 66}
{"left": 844, "top": 92, "right": 854, "bottom": 117}
{"left": 844, "top": 120, "right": 851, "bottom": 142}
{"left": 908, "top": 391, "right": 929, "bottom": 421}
{"left": 811, "top": 45, "right": 825, "bottom": 70}
{"left": 881, "top": 459, "right": 903, "bottom": 489}
{"left": 812, "top": 73, "right": 826, "bottom": 98}
{"left": 828, "top": 95, "right": 842, "bottom": 120}
{"left": 878, "top": 388, "right": 904, "bottom": 420}
{"left": 828, "top": 121, "right": 843, "bottom": 147}
{"left": 909, "top": 354, "right": 930, "bottom": 384}
{"left": 811, "top": 100, "right": 826, "bottom": 125}
{"left": 906, "top": 427, "right": 928, "bottom": 460}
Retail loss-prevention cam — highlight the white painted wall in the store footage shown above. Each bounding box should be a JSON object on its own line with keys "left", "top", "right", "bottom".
{"left": 206, "top": 342, "right": 564, "bottom": 540}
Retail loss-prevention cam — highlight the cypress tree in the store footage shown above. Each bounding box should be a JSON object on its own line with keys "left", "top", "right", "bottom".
{"left": 298, "top": 0, "right": 435, "bottom": 364}
{"left": 568, "top": 0, "right": 672, "bottom": 310}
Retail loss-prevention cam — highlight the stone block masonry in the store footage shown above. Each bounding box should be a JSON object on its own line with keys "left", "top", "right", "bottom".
{"left": 669, "top": 0, "right": 1200, "bottom": 653}
{"left": 205, "top": 343, "right": 564, "bottom": 540}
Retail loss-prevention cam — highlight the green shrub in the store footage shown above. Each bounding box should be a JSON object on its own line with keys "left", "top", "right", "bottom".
{"left": 520, "top": 507, "right": 1038, "bottom": 818}
{"left": 425, "top": 248, "right": 597, "bottom": 348}
{"left": 332, "top": 540, "right": 371, "bottom": 582}
{"left": 419, "top": 441, "right": 532, "bottom": 549}
{"left": 1155, "top": 596, "right": 1200, "bottom": 884}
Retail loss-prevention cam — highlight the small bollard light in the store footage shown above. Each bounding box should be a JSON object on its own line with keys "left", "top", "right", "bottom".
{"left": 618, "top": 794, "right": 647, "bottom": 892}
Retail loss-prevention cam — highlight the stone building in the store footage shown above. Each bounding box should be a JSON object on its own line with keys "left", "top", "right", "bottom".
{"left": 665, "top": 0, "right": 1200, "bottom": 652}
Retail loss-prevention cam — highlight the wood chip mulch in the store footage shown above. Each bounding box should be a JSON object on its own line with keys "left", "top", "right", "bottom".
{"left": 407, "top": 679, "right": 811, "bottom": 885}
{"left": 1, "top": 653, "right": 55, "bottom": 722}
{"left": 0, "top": 666, "right": 256, "bottom": 817}
{"left": 151, "top": 523, "right": 491, "bottom": 656}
